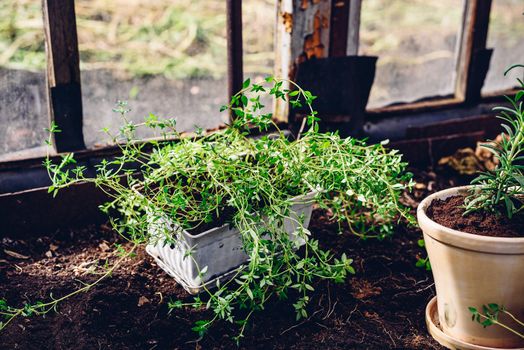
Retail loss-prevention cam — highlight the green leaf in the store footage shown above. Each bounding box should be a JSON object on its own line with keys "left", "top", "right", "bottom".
{"left": 488, "top": 303, "right": 500, "bottom": 312}
{"left": 169, "top": 300, "right": 184, "bottom": 309}
{"left": 241, "top": 95, "right": 248, "bottom": 106}
{"left": 246, "top": 287, "right": 253, "bottom": 300}
{"left": 504, "top": 196, "right": 515, "bottom": 218}
{"left": 481, "top": 319, "right": 493, "bottom": 327}
{"left": 514, "top": 175, "right": 524, "bottom": 187}
{"left": 304, "top": 284, "right": 314, "bottom": 291}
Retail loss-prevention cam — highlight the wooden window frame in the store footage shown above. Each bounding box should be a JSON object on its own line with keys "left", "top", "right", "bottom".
{"left": 352, "top": 0, "right": 518, "bottom": 117}
{"left": 366, "top": 0, "right": 520, "bottom": 119}
{"left": 276, "top": 0, "right": 517, "bottom": 119}
{"left": 0, "top": 0, "right": 244, "bottom": 167}
{"left": 0, "top": 0, "right": 520, "bottom": 170}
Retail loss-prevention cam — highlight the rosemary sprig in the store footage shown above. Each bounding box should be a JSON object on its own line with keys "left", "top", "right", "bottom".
{"left": 465, "top": 65, "right": 524, "bottom": 218}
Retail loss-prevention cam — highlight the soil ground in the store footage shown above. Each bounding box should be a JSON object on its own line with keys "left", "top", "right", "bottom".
{"left": 0, "top": 167, "right": 468, "bottom": 349}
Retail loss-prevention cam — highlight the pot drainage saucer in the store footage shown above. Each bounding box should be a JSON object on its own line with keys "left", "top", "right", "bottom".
{"left": 426, "top": 297, "right": 524, "bottom": 350}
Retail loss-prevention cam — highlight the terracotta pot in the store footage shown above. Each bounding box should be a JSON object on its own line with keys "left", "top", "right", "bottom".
{"left": 418, "top": 186, "right": 524, "bottom": 348}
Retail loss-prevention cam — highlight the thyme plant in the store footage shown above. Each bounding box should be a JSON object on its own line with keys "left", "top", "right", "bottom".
{"left": 1, "top": 77, "right": 413, "bottom": 339}
{"left": 465, "top": 65, "right": 524, "bottom": 218}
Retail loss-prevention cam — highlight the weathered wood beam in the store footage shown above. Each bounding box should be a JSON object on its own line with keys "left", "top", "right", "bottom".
{"left": 291, "top": 0, "right": 331, "bottom": 69}
{"left": 42, "top": 0, "right": 85, "bottom": 152}
{"left": 274, "top": 0, "right": 294, "bottom": 121}
{"left": 329, "top": 0, "right": 360, "bottom": 57}
{"left": 346, "top": 0, "right": 361, "bottom": 55}
{"left": 455, "top": 0, "right": 493, "bottom": 103}
{"left": 274, "top": 0, "right": 332, "bottom": 121}
{"left": 226, "top": 0, "right": 243, "bottom": 114}
{"left": 329, "top": 0, "right": 349, "bottom": 57}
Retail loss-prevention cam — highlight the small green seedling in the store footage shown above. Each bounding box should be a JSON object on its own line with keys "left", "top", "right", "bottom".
{"left": 469, "top": 303, "right": 524, "bottom": 339}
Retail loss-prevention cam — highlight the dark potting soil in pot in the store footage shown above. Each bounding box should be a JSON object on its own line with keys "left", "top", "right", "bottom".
{"left": 186, "top": 205, "right": 237, "bottom": 235}
{"left": 427, "top": 195, "right": 524, "bottom": 238}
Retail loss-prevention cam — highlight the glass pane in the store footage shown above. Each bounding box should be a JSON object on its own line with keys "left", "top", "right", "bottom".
{"left": 0, "top": 1, "right": 48, "bottom": 161}
{"left": 243, "top": 0, "right": 274, "bottom": 113}
{"left": 76, "top": 0, "right": 229, "bottom": 148}
{"left": 359, "top": 0, "right": 463, "bottom": 109}
{"left": 482, "top": 0, "right": 524, "bottom": 94}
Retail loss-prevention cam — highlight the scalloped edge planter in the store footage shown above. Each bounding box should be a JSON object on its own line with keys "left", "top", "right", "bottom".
{"left": 145, "top": 192, "right": 316, "bottom": 294}
{"left": 418, "top": 186, "right": 524, "bottom": 348}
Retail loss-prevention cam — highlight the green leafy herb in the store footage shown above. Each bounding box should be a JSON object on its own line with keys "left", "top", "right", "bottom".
{"left": 465, "top": 65, "right": 524, "bottom": 218}
{"left": 4, "top": 77, "right": 413, "bottom": 340}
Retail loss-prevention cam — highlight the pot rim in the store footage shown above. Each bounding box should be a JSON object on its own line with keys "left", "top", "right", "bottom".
{"left": 417, "top": 186, "right": 524, "bottom": 254}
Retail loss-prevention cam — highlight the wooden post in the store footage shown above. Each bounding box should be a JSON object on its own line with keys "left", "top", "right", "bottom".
{"left": 274, "top": 0, "right": 332, "bottom": 121}
{"left": 274, "top": 0, "right": 294, "bottom": 121}
{"left": 226, "top": 0, "right": 243, "bottom": 112}
{"left": 455, "top": 0, "right": 492, "bottom": 103}
{"left": 43, "top": 0, "right": 85, "bottom": 152}
{"left": 329, "top": 0, "right": 361, "bottom": 57}
{"left": 346, "top": 0, "right": 361, "bottom": 56}
{"left": 329, "top": 0, "right": 349, "bottom": 57}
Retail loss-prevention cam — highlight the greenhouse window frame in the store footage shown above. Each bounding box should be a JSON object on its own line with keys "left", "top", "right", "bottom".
{"left": 0, "top": 0, "right": 519, "bottom": 168}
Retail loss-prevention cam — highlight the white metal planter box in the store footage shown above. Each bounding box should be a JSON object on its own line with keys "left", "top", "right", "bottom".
{"left": 144, "top": 192, "right": 315, "bottom": 294}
